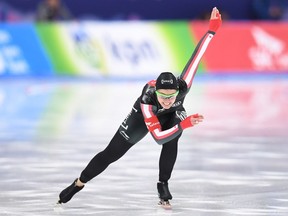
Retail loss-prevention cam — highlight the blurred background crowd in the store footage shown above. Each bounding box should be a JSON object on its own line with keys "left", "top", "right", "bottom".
{"left": 0, "top": 0, "right": 288, "bottom": 22}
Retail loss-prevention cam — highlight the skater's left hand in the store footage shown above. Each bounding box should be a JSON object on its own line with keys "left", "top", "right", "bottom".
{"left": 180, "top": 113, "right": 204, "bottom": 130}
{"left": 190, "top": 114, "right": 204, "bottom": 125}
{"left": 209, "top": 7, "right": 222, "bottom": 32}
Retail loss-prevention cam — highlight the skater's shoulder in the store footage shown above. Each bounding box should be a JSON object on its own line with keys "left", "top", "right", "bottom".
{"left": 141, "top": 89, "right": 157, "bottom": 104}
{"left": 140, "top": 81, "right": 157, "bottom": 104}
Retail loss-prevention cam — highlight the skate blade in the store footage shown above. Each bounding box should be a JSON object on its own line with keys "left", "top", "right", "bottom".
{"left": 53, "top": 201, "right": 64, "bottom": 212}
{"left": 158, "top": 200, "right": 172, "bottom": 210}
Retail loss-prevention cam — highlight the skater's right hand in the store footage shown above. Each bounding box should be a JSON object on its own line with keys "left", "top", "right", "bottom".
{"left": 180, "top": 114, "right": 204, "bottom": 130}
{"left": 209, "top": 7, "right": 222, "bottom": 32}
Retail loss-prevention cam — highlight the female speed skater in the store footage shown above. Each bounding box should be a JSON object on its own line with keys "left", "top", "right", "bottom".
{"left": 58, "top": 7, "right": 222, "bottom": 207}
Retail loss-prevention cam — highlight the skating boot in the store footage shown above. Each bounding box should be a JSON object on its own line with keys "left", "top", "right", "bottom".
{"left": 157, "top": 181, "right": 172, "bottom": 209}
{"left": 58, "top": 179, "right": 84, "bottom": 204}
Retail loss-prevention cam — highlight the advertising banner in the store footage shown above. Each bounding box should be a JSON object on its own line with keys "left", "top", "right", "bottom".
{"left": 191, "top": 22, "right": 288, "bottom": 73}
{"left": 0, "top": 23, "right": 52, "bottom": 76}
{"left": 1, "top": 21, "right": 287, "bottom": 78}
{"left": 36, "top": 21, "right": 199, "bottom": 78}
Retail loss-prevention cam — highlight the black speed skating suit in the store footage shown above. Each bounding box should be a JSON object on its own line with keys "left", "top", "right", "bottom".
{"left": 79, "top": 31, "right": 216, "bottom": 184}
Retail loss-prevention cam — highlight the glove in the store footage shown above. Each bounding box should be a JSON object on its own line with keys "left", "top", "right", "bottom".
{"left": 209, "top": 7, "right": 222, "bottom": 33}
{"left": 180, "top": 114, "right": 203, "bottom": 130}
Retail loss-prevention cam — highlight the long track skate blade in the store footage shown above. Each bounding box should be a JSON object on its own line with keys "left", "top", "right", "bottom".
{"left": 53, "top": 201, "right": 64, "bottom": 213}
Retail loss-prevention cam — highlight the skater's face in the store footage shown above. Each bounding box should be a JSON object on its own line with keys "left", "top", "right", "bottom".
{"left": 156, "top": 89, "right": 178, "bottom": 109}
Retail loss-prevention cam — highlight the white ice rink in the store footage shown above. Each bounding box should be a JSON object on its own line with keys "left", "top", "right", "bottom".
{"left": 0, "top": 77, "right": 288, "bottom": 215}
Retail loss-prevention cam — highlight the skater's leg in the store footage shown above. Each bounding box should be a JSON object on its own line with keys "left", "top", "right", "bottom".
{"left": 157, "top": 109, "right": 184, "bottom": 183}
{"left": 157, "top": 134, "right": 181, "bottom": 201}
{"left": 58, "top": 107, "right": 149, "bottom": 204}
{"left": 80, "top": 131, "right": 134, "bottom": 183}
{"left": 80, "top": 108, "right": 147, "bottom": 183}
{"left": 159, "top": 134, "right": 180, "bottom": 183}
{"left": 58, "top": 132, "right": 133, "bottom": 204}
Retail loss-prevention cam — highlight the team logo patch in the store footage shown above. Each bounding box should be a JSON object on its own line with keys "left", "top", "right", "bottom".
{"left": 161, "top": 79, "right": 173, "bottom": 84}
{"left": 172, "top": 101, "right": 182, "bottom": 107}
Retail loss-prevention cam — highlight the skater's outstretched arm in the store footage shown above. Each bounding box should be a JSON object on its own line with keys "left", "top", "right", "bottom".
{"left": 179, "top": 7, "right": 222, "bottom": 89}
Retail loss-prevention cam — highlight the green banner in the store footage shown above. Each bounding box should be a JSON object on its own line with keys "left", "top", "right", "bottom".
{"left": 36, "top": 23, "right": 78, "bottom": 75}
{"left": 157, "top": 21, "right": 205, "bottom": 74}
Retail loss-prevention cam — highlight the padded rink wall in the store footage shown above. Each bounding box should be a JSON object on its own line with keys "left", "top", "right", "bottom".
{"left": 0, "top": 21, "right": 288, "bottom": 78}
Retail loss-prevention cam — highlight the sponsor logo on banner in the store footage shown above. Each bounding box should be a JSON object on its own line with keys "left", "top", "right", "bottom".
{"left": 102, "top": 33, "right": 162, "bottom": 76}
{"left": 65, "top": 23, "right": 164, "bottom": 76}
{"left": 0, "top": 30, "right": 29, "bottom": 75}
{"left": 71, "top": 22, "right": 171, "bottom": 77}
{"left": 249, "top": 27, "right": 288, "bottom": 71}
{"left": 106, "top": 36, "right": 159, "bottom": 66}
{"left": 72, "top": 30, "right": 106, "bottom": 73}
{"left": 191, "top": 22, "right": 288, "bottom": 72}
{"left": 0, "top": 24, "right": 52, "bottom": 76}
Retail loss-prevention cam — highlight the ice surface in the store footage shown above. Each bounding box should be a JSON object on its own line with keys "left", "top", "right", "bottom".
{"left": 0, "top": 78, "right": 288, "bottom": 215}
